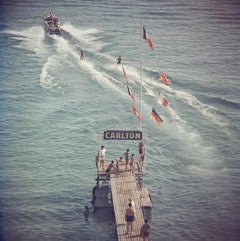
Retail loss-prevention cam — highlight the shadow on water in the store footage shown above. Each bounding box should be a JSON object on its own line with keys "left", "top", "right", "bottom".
{"left": 93, "top": 208, "right": 117, "bottom": 241}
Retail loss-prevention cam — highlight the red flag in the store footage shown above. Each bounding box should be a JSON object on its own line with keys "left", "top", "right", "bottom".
{"left": 143, "top": 26, "right": 154, "bottom": 50}
{"left": 162, "top": 96, "right": 169, "bottom": 107}
{"left": 122, "top": 66, "right": 129, "bottom": 84}
{"left": 159, "top": 72, "right": 171, "bottom": 85}
{"left": 156, "top": 92, "right": 169, "bottom": 107}
{"left": 132, "top": 104, "right": 137, "bottom": 114}
{"left": 132, "top": 105, "right": 142, "bottom": 121}
{"left": 127, "top": 86, "right": 136, "bottom": 101}
{"left": 150, "top": 108, "right": 163, "bottom": 125}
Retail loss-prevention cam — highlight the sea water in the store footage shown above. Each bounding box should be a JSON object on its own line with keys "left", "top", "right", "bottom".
{"left": 0, "top": 0, "right": 240, "bottom": 240}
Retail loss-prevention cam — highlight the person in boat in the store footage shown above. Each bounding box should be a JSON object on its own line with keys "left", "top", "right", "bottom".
{"left": 47, "top": 12, "right": 53, "bottom": 22}
{"left": 80, "top": 49, "right": 84, "bottom": 60}
{"left": 99, "top": 145, "right": 106, "bottom": 170}
{"left": 125, "top": 203, "right": 135, "bottom": 234}
{"left": 117, "top": 55, "right": 122, "bottom": 64}
{"left": 129, "top": 154, "right": 135, "bottom": 175}
{"left": 140, "top": 219, "right": 151, "bottom": 241}
{"left": 122, "top": 149, "right": 130, "bottom": 170}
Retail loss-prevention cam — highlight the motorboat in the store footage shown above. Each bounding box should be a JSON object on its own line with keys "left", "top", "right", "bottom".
{"left": 42, "top": 12, "right": 61, "bottom": 35}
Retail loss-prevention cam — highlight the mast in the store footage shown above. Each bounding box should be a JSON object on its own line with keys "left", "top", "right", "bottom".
{"left": 139, "top": 23, "right": 143, "bottom": 131}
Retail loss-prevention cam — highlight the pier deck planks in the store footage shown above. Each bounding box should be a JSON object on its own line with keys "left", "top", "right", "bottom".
{"left": 110, "top": 172, "right": 145, "bottom": 241}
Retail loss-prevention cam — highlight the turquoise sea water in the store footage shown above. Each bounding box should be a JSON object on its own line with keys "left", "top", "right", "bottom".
{"left": 1, "top": 0, "right": 240, "bottom": 240}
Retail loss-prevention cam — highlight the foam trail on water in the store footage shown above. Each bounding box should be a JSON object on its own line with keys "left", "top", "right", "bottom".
{"left": 78, "top": 60, "right": 125, "bottom": 95}
{"left": 61, "top": 23, "right": 107, "bottom": 51}
{"left": 174, "top": 90, "right": 229, "bottom": 126}
{"left": 40, "top": 56, "right": 57, "bottom": 89}
{"left": 5, "top": 26, "right": 47, "bottom": 57}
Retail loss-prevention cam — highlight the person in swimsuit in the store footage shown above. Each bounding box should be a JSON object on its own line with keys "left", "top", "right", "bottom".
{"left": 84, "top": 205, "right": 94, "bottom": 217}
{"left": 106, "top": 161, "right": 114, "bottom": 175}
{"left": 117, "top": 55, "right": 122, "bottom": 64}
{"left": 138, "top": 141, "right": 145, "bottom": 171}
{"left": 115, "top": 158, "right": 119, "bottom": 175}
{"left": 130, "top": 154, "right": 135, "bottom": 175}
{"left": 140, "top": 219, "right": 151, "bottom": 241}
{"left": 122, "top": 149, "right": 130, "bottom": 170}
{"left": 80, "top": 49, "right": 84, "bottom": 60}
{"left": 128, "top": 197, "right": 136, "bottom": 213}
{"left": 125, "top": 203, "right": 135, "bottom": 234}
{"left": 103, "top": 160, "right": 114, "bottom": 183}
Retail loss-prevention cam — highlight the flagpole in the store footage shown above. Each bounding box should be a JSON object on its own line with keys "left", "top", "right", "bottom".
{"left": 139, "top": 22, "right": 143, "bottom": 131}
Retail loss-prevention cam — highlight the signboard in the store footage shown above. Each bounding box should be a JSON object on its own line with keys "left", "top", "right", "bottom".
{"left": 103, "top": 130, "right": 142, "bottom": 140}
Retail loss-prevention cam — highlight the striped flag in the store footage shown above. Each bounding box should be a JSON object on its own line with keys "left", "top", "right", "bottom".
{"left": 150, "top": 108, "right": 163, "bottom": 125}
{"left": 122, "top": 66, "right": 129, "bottom": 84}
{"left": 156, "top": 92, "right": 169, "bottom": 107}
{"left": 162, "top": 96, "right": 169, "bottom": 107}
{"left": 127, "top": 86, "right": 136, "bottom": 101}
{"left": 143, "top": 26, "right": 154, "bottom": 50}
{"left": 132, "top": 104, "right": 142, "bottom": 121}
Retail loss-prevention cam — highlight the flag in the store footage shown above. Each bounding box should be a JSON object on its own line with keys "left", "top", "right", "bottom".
{"left": 132, "top": 104, "right": 142, "bottom": 121}
{"left": 159, "top": 72, "right": 171, "bottom": 85}
{"left": 150, "top": 108, "right": 163, "bottom": 125}
{"left": 143, "top": 26, "right": 154, "bottom": 50}
{"left": 122, "top": 66, "right": 129, "bottom": 84}
{"left": 156, "top": 92, "right": 168, "bottom": 107}
{"left": 127, "top": 86, "right": 136, "bottom": 101}
{"left": 132, "top": 104, "right": 137, "bottom": 114}
{"left": 162, "top": 96, "right": 169, "bottom": 107}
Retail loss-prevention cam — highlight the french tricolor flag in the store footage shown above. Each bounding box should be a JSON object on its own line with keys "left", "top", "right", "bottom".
{"left": 143, "top": 26, "right": 154, "bottom": 50}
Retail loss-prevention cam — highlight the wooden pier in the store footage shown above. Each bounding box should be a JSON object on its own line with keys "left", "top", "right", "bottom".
{"left": 93, "top": 160, "right": 152, "bottom": 241}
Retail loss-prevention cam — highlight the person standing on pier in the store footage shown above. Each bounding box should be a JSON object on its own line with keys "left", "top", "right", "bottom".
{"left": 125, "top": 203, "right": 135, "bottom": 234}
{"left": 130, "top": 154, "right": 135, "bottom": 175}
{"left": 122, "top": 149, "right": 130, "bottom": 170}
{"left": 99, "top": 145, "right": 106, "bottom": 170}
{"left": 115, "top": 158, "right": 120, "bottom": 175}
{"left": 139, "top": 141, "right": 145, "bottom": 161}
{"left": 128, "top": 197, "right": 136, "bottom": 213}
{"left": 140, "top": 219, "right": 151, "bottom": 241}
{"left": 138, "top": 141, "right": 145, "bottom": 170}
